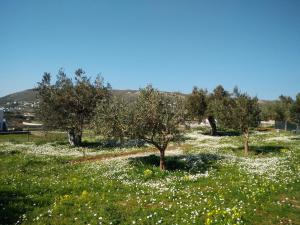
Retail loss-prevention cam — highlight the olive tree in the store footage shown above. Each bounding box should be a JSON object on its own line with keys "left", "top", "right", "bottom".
{"left": 37, "top": 69, "right": 110, "bottom": 146}
{"left": 206, "top": 85, "right": 231, "bottom": 135}
{"left": 186, "top": 86, "right": 224, "bottom": 136}
{"left": 93, "top": 96, "right": 131, "bottom": 143}
{"left": 185, "top": 87, "right": 207, "bottom": 122}
{"left": 259, "top": 101, "right": 277, "bottom": 121}
{"left": 274, "top": 95, "right": 293, "bottom": 131}
{"left": 291, "top": 93, "right": 300, "bottom": 132}
{"left": 208, "top": 89, "right": 236, "bottom": 131}
{"left": 94, "top": 85, "right": 185, "bottom": 170}
{"left": 232, "top": 92, "right": 261, "bottom": 155}
{"left": 211, "top": 87, "right": 260, "bottom": 155}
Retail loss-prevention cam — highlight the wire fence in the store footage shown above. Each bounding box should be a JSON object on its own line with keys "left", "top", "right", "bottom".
{"left": 275, "top": 121, "right": 299, "bottom": 133}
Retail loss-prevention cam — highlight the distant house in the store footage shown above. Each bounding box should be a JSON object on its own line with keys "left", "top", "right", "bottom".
{"left": 0, "top": 108, "right": 8, "bottom": 131}
{"left": 260, "top": 120, "right": 275, "bottom": 127}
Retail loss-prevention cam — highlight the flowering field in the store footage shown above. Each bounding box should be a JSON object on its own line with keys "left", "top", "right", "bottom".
{"left": 0, "top": 130, "right": 299, "bottom": 225}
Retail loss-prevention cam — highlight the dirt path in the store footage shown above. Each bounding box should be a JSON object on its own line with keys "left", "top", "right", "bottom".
{"left": 107, "top": 148, "right": 183, "bottom": 161}
{"left": 70, "top": 146, "right": 183, "bottom": 164}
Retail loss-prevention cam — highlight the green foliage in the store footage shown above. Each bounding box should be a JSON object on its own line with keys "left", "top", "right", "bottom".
{"left": 185, "top": 87, "right": 207, "bottom": 122}
{"left": 132, "top": 86, "right": 185, "bottom": 150}
{"left": 211, "top": 87, "right": 260, "bottom": 132}
{"left": 206, "top": 85, "right": 231, "bottom": 117}
{"left": 259, "top": 101, "right": 277, "bottom": 121}
{"left": 185, "top": 85, "right": 231, "bottom": 135}
{"left": 208, "top": 94, "right": 235, "bottom": 130}
{"left": 93, "top": 96, "right": 131, "bottom": 142}
{"left": 209, "top": 87, "right": 261, "bottom": 154}
{"left": 94, "top": 85, "right": 185, "bottom": 169}
{"left": 274, "top": 95, "right": 293, "bottom": 122}
{"left": 291, "top": 93, "right": 300, "bottom": 126}
{"left": 143, "top": 169, "right": 154, "bottom": 179}
{"left": 37, "top": 69, "right": 111, "bottom": 146}
{"left": 232, "top": 92, "right": 261, "bottom": 132}
{"left": 212, "top": 85, "right": 230, "bottom": 100}
{"left": 206, "top": 85, "right": 231, "bottom": 135}
{"left": 94, "top": 85, "right": 185, "bottom": 151}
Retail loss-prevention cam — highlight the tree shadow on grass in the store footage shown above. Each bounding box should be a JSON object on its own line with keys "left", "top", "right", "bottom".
{"left": 234, "top": 145, "right": 285, "bottom": 154}
{"left": 0, "top": 150, "right": 21, "bottom": 156}
{"left": 290, "top": 137, "right": 300, "bottom": 141}
{"left": 0, "top": 190, "right": 34, "bottom": 225}
{"left": 128, "top": 153, "right": 224, "bottom": 173}
{"left": 80, "top": 139, "right": 146, "bottom": 150}
{"left": 175, "top": 133, "right": 196, "bottom": 142}
{"left": 201, "top": 130, "right": 241, "bottom": 137}
{"left": 217, "top": 131, "right": 241, "bottom": 137}
{"left": 51, "top": 139, "right": 146, "bottom": 151}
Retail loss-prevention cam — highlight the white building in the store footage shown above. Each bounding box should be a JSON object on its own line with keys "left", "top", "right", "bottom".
{"left": 260, "top": 120, "right": 275, "bottom": 127}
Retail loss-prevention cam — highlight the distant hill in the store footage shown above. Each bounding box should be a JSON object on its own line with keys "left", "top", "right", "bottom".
{"left": 0, "top": 89, "right": 38, "bottom": 105}
{"left": 0, "top": 88, "right": 141, "bottom": 106}
{"left": 0, "top": 88, "right": 273, "bottom": 106}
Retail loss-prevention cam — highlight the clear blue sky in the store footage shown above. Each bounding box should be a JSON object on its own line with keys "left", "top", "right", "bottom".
{"left": 0, "top": 0, "right": 300, "bottom": 100}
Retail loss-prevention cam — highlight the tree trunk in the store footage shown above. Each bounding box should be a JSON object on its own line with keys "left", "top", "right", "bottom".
{"left": 208, "top": 116, "right": 217, "bottom": 136}
{"left": 243, "top": 128, "right": 249, "bottom": 156}
{"left": 284, "top": 120, "right": 288, "bottom": 131}
{"left": 118, "top": 136, "right": 125, "bottom": 146}
{"left": 68, "top": 128, "right": 82, "bottom": 146}
{"left": 297, "top": 124, "right": 299, "bottom": 133}
{"left": 159, "top": 149, "right": 166, "bottom": 170}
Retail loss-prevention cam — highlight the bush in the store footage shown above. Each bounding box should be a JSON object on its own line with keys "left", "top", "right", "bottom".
{"left": 143, "top": 169, "right": 153, "bottom": 179}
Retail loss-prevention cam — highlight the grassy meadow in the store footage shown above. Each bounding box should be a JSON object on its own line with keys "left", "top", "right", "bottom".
{"left": 0, "top": 129, "right": 299, "bottom": 225}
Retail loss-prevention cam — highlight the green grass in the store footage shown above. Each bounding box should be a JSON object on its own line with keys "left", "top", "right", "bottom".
{"left": 0, "top": 130, "right": 299, "bottom": 225}
{"left": 0, "top": 132, "right": 68, "bottom": 145}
